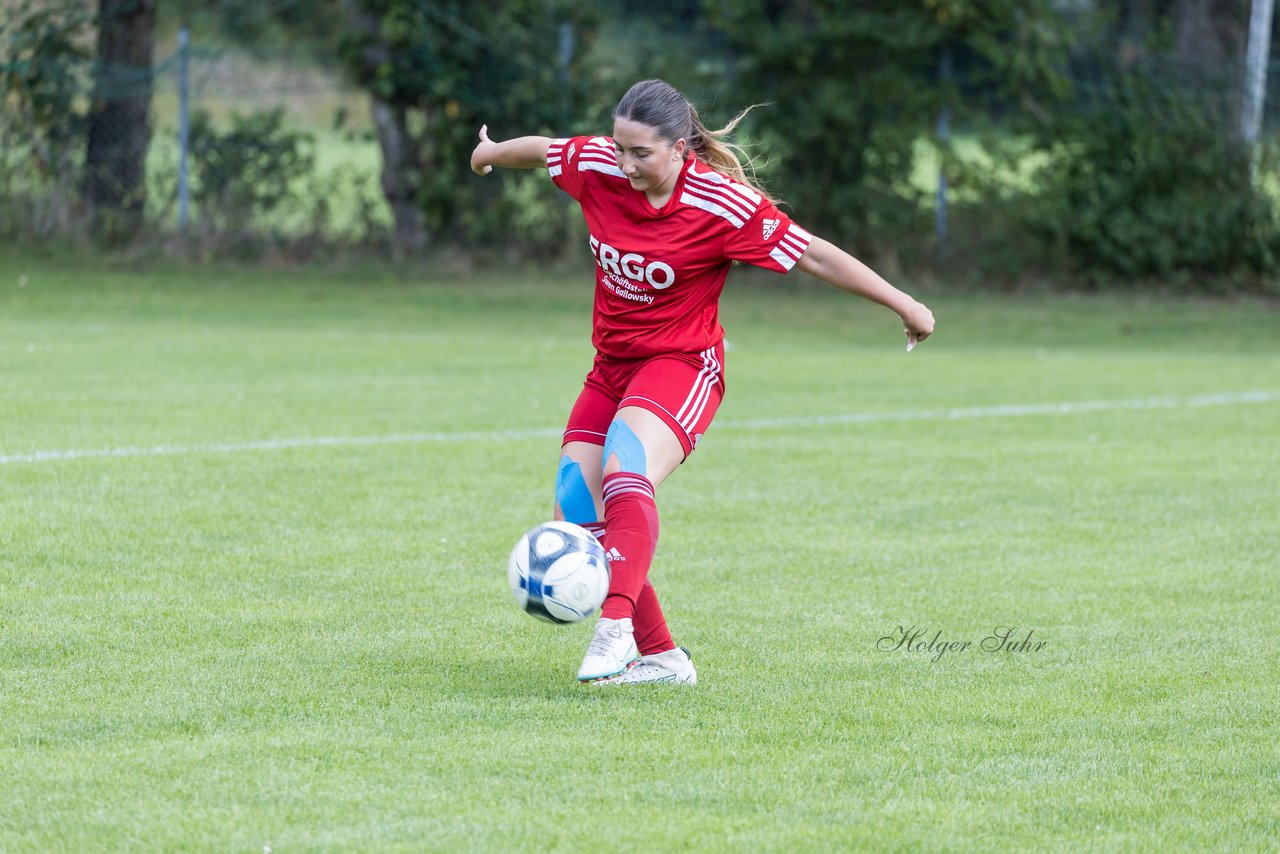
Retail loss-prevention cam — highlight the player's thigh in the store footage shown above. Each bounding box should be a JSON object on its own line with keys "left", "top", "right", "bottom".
{"left": 603, "top": 406, "right": 686, "bottom": 488}
{"left": 605, "top": 344, "right": 725, "bottom": 488}
{"left": 554, "top": 440, "right": 603, "bottom": 523}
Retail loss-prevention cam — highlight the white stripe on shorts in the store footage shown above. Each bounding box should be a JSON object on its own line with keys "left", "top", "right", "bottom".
{"left": 674, "top": 347, "right": 722, "bottom": 434}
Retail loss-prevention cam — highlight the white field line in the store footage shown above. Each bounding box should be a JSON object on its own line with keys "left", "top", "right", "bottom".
{"left": 2, "top": 390, "right": 1277, "bottom": 466}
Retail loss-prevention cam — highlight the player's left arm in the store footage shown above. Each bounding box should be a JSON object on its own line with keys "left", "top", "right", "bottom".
{"left": 797, "top": 236, "right": 936, "bottom": 348}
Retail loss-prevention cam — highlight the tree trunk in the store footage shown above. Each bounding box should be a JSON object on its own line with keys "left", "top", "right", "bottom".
{"left": 345, "top": 0, "right": 428, "bottom": 255}
{"left": 1173, "top": 0, "right": 1246, "bottom": 61}
{"left": 84, "top": 0, "right": 155, "bottom": 242}
{"left": 372, "top": 98, "right": 427, "bottom": 255}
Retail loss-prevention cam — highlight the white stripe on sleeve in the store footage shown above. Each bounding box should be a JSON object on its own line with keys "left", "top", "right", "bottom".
{"left": 770, "top": 246, "right": 798, "bottom": 271}
{"left": 679, "top": 192, "right": 745, "bottom": 228}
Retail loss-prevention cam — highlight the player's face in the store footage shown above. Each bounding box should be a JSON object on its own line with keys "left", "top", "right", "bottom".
{"left": 613, "top": 117, "right": 685, "bottom": 199}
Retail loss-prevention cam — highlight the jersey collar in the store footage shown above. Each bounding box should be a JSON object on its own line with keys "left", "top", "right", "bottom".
{"left": 640, "top": 155, "right": 695, "bottom": 216}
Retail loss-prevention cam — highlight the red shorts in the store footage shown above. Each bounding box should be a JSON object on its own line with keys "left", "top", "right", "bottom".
{"left": 563, "top": 342, "right": 726, "bottom": 458}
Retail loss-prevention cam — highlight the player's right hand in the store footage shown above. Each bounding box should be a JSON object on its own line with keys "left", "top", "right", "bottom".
{"left": 471, "top": 125, "right": 493, "bottom": 176}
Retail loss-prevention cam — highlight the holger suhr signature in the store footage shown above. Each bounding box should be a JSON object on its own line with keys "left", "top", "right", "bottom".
{"left": 877, "top": 625, "right": 1048, "bottom": 662}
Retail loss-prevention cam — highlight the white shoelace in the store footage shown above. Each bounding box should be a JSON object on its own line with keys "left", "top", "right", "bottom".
{"left": 587, "top": 623, "right": 623, "bottom": 657}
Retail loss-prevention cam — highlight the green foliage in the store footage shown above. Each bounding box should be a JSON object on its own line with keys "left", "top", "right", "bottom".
{"left": 0, "top": 0, "right": 91, "bottom": 157}
{"left": 188, "top": 108, "right": 316, "bottom": 228}
{"left": 7, "top": 0, "right": 1279, "bottom": 289}
{"left": 158, "top": 0, "right": 345, "bottom": 55}
{"left": 1025, "top": 59, "right": 1280, "bottom": 283}
{"left": 0, "top": 0, "right": 92, "bottom": 236}
{"left": 574, "top": 0, "right": 733, "bottom": 130}
{"left": 339, "top": 0, "right": 597, "bottom": 245}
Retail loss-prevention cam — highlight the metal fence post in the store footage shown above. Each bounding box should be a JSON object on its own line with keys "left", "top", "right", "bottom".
{"left": 1241, "top": 0, "right": 1275, "bottom": 178}
{"left": 178, "top": 24, "right": 190, "bottom": 231}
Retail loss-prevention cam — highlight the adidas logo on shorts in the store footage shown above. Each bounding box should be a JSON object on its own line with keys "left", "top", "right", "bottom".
{"left": 606, "top": 547, "right": 625, "bottom": 562}
{"left": 762, "top": 218, "right": 780, "bottom": 240}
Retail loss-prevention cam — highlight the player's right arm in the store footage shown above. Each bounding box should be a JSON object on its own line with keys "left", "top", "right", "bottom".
{"left": 471, "top": 125, "right": 551, "bottom": 175}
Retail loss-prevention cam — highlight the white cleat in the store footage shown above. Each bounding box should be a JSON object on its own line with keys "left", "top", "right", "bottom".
{"left": 577, "top": 617, "right": 640, "bottom": 682}
{"left": 591, "top": 646, "right": 697, "bottom": 685}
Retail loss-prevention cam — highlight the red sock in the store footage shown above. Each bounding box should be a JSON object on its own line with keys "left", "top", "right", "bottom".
{"left": 599, "top": 472, "right": 658, "bottom": 621}
{"left": 633, "top": 581, "right": 675, "bottom": 655}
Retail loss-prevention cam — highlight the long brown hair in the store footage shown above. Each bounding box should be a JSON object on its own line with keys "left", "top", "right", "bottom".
{"left": 613, "top": 79, "right": 777, "bottom": 203}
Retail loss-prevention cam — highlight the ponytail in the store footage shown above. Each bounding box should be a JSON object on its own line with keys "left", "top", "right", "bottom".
{"left": 687, "top": 102, "right": 778, "bottom": 204}
{"left": 614, "top": 79, "right": 778, "bottom": 205}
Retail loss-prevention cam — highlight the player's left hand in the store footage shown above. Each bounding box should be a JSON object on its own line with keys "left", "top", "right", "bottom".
{"left": 902, "top": 300, "right": 935, "bottom": 351}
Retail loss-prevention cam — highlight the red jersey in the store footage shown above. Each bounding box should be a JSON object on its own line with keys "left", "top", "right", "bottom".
{"left": 547, "top": 135, "right": 812, "bottom": 359}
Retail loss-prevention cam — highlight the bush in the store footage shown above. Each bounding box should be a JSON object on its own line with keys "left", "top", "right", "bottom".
{"left": 188, "top": 107, "right": 315, "bottom": 231}
{"left": 0, "top": 0, "right": 92, "bottom": 238}
{"left": 1025, "top": 60, "right": 1280, "bottom": 285}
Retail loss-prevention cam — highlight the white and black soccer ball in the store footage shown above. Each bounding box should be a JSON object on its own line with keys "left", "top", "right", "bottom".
{"left": 508, "top": 521, "right": 610, "bottom": 623}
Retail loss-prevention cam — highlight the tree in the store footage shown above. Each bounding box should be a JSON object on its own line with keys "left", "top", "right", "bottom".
{"left": 338, "top": 0, "right": 597, "bottom": 253}
{"left": 704, "top": 0, "right": 1071, "bottom": 258}
{"left": 343, "top": 0, "right": 426, "bottom": 254}
{"left": 159, "top": 0, "right": 598, "bottom": 253}
{"left": 83, "top": 0, "right": 156, "bottom": 241}
{"left": 987, "top": 0, "right": 1280, "bottom": 283}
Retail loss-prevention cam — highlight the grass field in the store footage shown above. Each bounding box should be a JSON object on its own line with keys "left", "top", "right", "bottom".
{"left": 2, "top": 254, "right": 1278, "bottom": 851}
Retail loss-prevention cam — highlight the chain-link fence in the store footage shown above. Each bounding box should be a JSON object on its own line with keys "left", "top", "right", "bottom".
{"left": 147, "top": 33, "right": 388, "bottom": 243}
{"left": 1, "top": 13, "right": 388, "bottom": 248}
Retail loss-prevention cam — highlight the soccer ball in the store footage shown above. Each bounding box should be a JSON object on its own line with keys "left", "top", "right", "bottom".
{"left": 508, "top": 521, "right": 610, "bottom": 623}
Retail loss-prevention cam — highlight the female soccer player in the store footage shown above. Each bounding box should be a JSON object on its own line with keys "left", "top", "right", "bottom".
{"left": 471, "top": 79, "right": 934, "bottom": 685}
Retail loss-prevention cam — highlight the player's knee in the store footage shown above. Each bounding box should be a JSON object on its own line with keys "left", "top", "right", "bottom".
{"left": 555, "top": 456, "right": 598, "bottom": 525}
{"left": 603, "top": 420, "right": 648, "bottom": 476}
